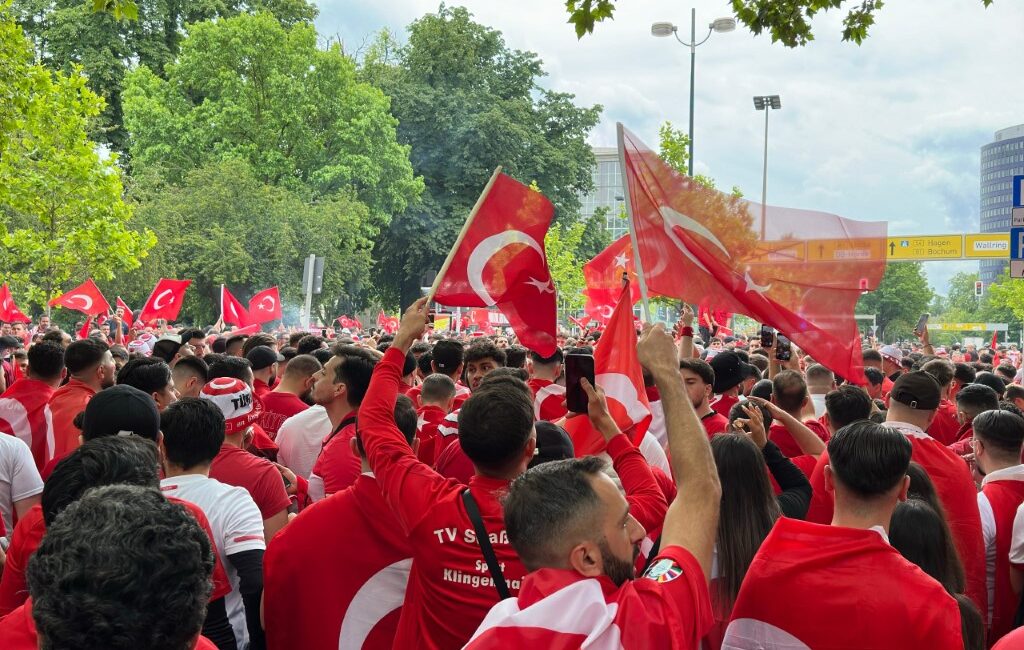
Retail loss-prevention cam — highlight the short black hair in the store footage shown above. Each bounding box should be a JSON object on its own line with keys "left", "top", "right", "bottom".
{"left": 503, "top": 456, "right": 606, "bottom": 571}
{"left": 116, "top": 357, "right": 172, "bottom": 395}
{"left": 954, "top": 362, "right": 977, "bottom": 385}
{"left": 827, "top": 421, "right": 911, "bottom": 499}
{"left": 996, "top": 364, "right": 1017, "bottom": 382}
{"left": 207, "top": 356, "right": 252, "bottom": 382}
{"left": 529, "top": 349, "right": 564, "bottom": 366}
{"left": 331, "top": 344, "right": 379, "bottom": 407}
{"left": 283, "top": 354, "right": 321, "bottom": 379}
{"left": 242, "top": 333, "right": 276, "bottom": 357}
{"left": 421, "top": 373, "right": 456, "bottom": 403}
{"left": 1006, "top": 384, "right": 1024, "bottom": 402}
{"left": 825, "top": 385, "right": 873, "bottom": 430}
{"left": 177, "top": 327, "right": 204, "bottom": 344}
{"left": 505, "top": 345, "right": 528, "bottom": 369}
{"left": 160, "top": 398, "right": 226, "bottom": 470}
{"left": 974, "top": 371, "right": 1007, "bottom": 398}
{"left": 862, "top": 349, "right": 882, "bottom": 363}
{"left": 459, "top": 379, "right": 534, "bottom": 473}
{"left": 41, "top": 436, "right": 160, "bottom": 526}
{"left": 920, "top": 359, "right": 954, "bottom": 388}
{"left": 172, "top": 355, "right": 209, "bottom": 383}
{"left": 417, "top": 350, "right": 434, "bottom": 376}
{"left": 355, "top": 395, "right": 418, "bottom": 456}
{"left": 679, "top": 358, "right": 714, "bottom": 386}
{"left": 482, "top": 367, "right": 530, "bottom": 384}
{"left": 211, "top": 337, "right": 227, "bottom": 354}
{"left": 402, "top": 351, "right": 417, "bottom": 377}
{"left": 28, "top": 485, "right": 213, "bottom": 650}
{"left": 956, "top": 383, "right": 1000, "bottom": 419}
{"left": 64, "top": 338, "right": 109, "bottom": 374}
{"left": 296, "top": 335, "right": 326, "bottom": 356}
{"left": 464, "top": 341, "right": 506, "bottom": 367}
{"left": 973, "top": 409, "right": 1024, "bottom": 457}
{"left": 224, "top": 334, "right": 248, "bottom": 354}
{"left": 41, "top": 329, "right": 67, "bottom": 345}
{"left": 27, "top": 341, "right": 65, "bottom": 381}
{"left": 728, "top": 400, "right": 773, "bottom": 430}
{"left": 751, "top": 378, "right": 774, "bottom": 400}
{"left": 863, "top": 367, "right": 885, "bottom": 387}
{"left": 1000, "top": 400, "right": 1024, "bottom": 420}
{"left": 772, "top": 370, "right": 807, "bottom": 413}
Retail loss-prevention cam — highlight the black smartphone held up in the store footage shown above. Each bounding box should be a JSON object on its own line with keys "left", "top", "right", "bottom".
{"left": 759, "top": 324, "right": 775, "bottom": 348}
{"left": 914, "top": 313, "right": 930, "bottom": 337}
{"left": 564, "top": 353, "right": 596, "bottom": 414}
{"left": 775, "top": 334, "right": 792, "bottom": 361}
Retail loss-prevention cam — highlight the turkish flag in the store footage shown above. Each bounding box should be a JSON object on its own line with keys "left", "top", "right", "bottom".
{"left": 567, "top": 314, "right": 590, "bottom": 330}
{"left": 116, "top": 297, "right": 134, "bottom": 330}
{"left": 583, "top": 235, "right": 643, "bottom": 324}
{"left": 48, "top": 279, "right": 110, "bottom": 316}
{"left": 249, "top": 286, "right": 283, "bottom": 324}
{"left": 619, "top": 125, "right": 886, "bottom": 383}
{"left": 220, "top": 286, "right": 250, "bottom": 328}
{"left": 376, "top": 311, "right": 399, "bottom": 334}
{"left": 432, "top": 171, "right": 557, "bottom": 356}
{"left": 0, "top": 284, "right": 30, "bottom": 323}
{"left": 138, "top": 278, "right": 191, "bottom": 323}
{"left": 991, "top": 330, "right": 999, "bottom": 350}
{"left": 337, "top": 315, "right": 357, "bottom": 329}
{"left": 77, "top": 317, "right": 93, "bottom": 340}
{"left": 564, "top": 282, "right": 651, "bottom": 456}
{"left": 470, "top": 308, "right": 494, "bottom": 334}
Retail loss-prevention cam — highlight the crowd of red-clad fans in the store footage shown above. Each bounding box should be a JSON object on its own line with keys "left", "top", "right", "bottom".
{"left": 4, "top": 302, "right": 1024, "bottom": 650}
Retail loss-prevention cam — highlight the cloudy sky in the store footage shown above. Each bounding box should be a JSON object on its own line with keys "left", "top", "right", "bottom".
{"left": 314, "top": 0, "right": 1024, "bottom": 295}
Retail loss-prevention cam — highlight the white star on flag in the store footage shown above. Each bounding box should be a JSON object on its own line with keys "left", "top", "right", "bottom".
{"left": 525, "top": 277, "right": 554, "bottom": 294}
{"left": 416, "top": 415, "right": 428, "bottom": 430}
{"left": 613, "top": 252, "right": 629, "bottom": 268}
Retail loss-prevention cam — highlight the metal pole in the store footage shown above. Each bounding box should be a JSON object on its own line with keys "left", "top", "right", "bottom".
{"left": 302, "top": 253, "right": 315, "bottom": 329}
{"left": 688, "top": 7, "right": 696, "bottom": 178}
{"left": 760, "top": 106, "right": 769, "bottom": 240}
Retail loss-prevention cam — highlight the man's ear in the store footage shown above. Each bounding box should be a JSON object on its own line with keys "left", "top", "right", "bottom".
{"left": 823, "top": 464, "right": 835, "bottom": 495}
{"left": 568, "top": 541, "right": 602, "bottom": 578}
{"left": 897, "top": 474, "right": 910, "bottom": 502}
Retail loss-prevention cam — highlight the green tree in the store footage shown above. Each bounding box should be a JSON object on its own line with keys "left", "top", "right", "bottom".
{"left": 568, "top": 0, "right": 995, "bottom": 46}
{"left": 12, "top": 0, "right": 318, "bottom": 152}
{"left": 856, "top": 262, "right": 933, "bottom": 341}
{"left": 0, "top": 5, "right": 154, "bottom": 314}
{"left": 658, "top": 120, "right": 742, "bottom": 194}
{"left": 360, "top": 7, "right": 602, "bottom": 307}
{"left": 545, "top": 220, "right": 587, "bottom": 312}
{"left": 576, "top": 208, "right": 612, "bottom": 262}
{"left": 985, "top": 272, "right": 1024, "bottom": 323}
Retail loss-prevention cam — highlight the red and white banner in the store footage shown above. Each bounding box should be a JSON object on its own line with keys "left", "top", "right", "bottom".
{"left": 116, "top": 296, "right": 135, "bottom": 330}
{"left": 48, "top": 279, "right": 110, "bottom": 316}
{"left": 0, "top": 284, "right": 30, "bottom": 323}
{"left": 583, "top": 235, "right": 643, "bottom": 325}
{"left": 138, "top": 278, "right": 191, "bottom": 323}
{"left": 249, "top": 286, "right": 283, "bottom": 324}
{"left": 221, "top": 286, "right": 250, "bottom": 327}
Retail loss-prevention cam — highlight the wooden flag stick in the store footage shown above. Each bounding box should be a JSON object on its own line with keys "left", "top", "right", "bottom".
{"left": 427, "top": 166, "right": 503, "bottom": 304}
{"left": 617, "top": 122, "right": 652, "bottom": 322}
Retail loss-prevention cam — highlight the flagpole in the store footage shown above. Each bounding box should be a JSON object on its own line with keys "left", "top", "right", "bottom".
{"left": 220, "top": 284, "right": 225, "bottom": 323}
{"left": 427, "top": 166, "right": 503, "bottom": 304}
{"left": 616, "top": 123, "right": 652, "bottom": 322}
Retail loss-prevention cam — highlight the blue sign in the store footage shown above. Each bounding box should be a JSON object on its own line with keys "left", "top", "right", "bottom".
{"left": 1014, "top": 175, "right": 1024, "bottom": 208}
{"left": 1012, "top": 227, "right": 1024, "bottom": 260}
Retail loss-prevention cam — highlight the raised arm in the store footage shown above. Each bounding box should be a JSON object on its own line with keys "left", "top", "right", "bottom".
{"left": 676, "top": 304, "right": 695, "bottom": 360}
{"left": 637, "top": 325, "right": 720, "bottom": 580}
{"left": 749, "top": 396, "right": 827, "bottom": 457}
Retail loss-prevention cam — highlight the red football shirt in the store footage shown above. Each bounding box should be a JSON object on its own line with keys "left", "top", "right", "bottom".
{"left": 47, "top": 379, "right": 94, "bottom": 459}
{"left": 700, "top": 411, "right": 729, "bottom": 439}
{"left": 0, "top": 378, "right": 56, "bottom": 471}
{"left": 210, "top": 443, "right": 290, "bottom": 520}
{"left": 415, "top": 405, "right": 448, "bottom": 465}
{"left": 768, "top": 419, "right": 830, "bottom": 459}
{"left": 527, "top": 378, "right": 568, "bottom": 422}
{"left": 308, "top": 420, "right": 361, "bottom": 500}
{"left": 709, "top": 394, "right": 738, "bottom": 419}
{"left": 258, "top": 391, "right": 309, "bottom": 438}
{"left": 927, "top": 399, "right": 961, "bottom": 446}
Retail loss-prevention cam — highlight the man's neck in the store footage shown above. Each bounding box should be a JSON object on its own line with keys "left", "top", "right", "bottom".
{"left": 273, "top": 378, "right": 305, "bottom": 396}
{"left": 531, "top": 368, "right": 557, "bottom": 382}
{"left": 27, "top": 374, "right": 60, "bottom": 388}
{"left": 694, "top": 401, "right": 714, "bottom": 418}
{"left": 222, "top": 433, "right": 244, "bottom": 448}
{"left": 163, "top": 463, "right": 211, "bottom": 479}
{"left": 254, "top": 373, "right": 272, "bottom": 385}
{"left": 69, "top": 374, "right": 100, "bottom": 391}
{"left": 831, "top": 497, "right": 896, "bottom": 536}
{"left": 983, "top": 457, "right": 1022, "bottom": 477}
{"left": 325, "top": 400, "right": 355, "bottom": 429}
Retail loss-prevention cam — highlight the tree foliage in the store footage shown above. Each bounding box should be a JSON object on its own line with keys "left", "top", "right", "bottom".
{"left": 0, "top": 5, "right": 154, "bottom": 314}
{"left": 567, "top": 0, "right": 995, "bottom": 47}
{"left": 360, "top": 6, "right": 602, "bottom": 307}
{"left": 856, "top": 262, "right": 933, "bottom": 341}
{"left": 545, "top": 220, "right": 587, "bottom": 312}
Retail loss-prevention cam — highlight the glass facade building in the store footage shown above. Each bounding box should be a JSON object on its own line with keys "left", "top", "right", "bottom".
{"left": 980, "top": 124, "right": 1024, "bottom": 284}
{"left": 580, "top": 147, "right": 628, "bottom": 239}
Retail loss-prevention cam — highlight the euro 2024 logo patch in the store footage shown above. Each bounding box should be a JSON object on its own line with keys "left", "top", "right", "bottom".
{"left": 644, "top": 558, "right": 683, "bottom": 583}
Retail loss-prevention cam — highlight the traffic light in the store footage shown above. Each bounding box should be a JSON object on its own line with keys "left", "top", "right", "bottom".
{"left": 975, "top": 280, "right": 984, "bottom": 297}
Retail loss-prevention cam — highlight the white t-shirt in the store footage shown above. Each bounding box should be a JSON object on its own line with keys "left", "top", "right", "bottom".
{"left": 0, "top": 433, "right": 43, "bottom": 535}
{"left": 277, "top": 404, "right": 331, "bottom": 480}
{"left": 160, "top": 473, "right": 265, "bottom": 648}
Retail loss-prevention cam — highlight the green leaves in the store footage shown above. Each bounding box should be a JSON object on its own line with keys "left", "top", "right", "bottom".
{"left": 90, "top": 0, "right": 137, "bottom": 21}
{"left": 565, "top": 0, "right": 616, "bottom": 39}
{"left": 856, "top": 262, "right": 933, "bottom": 340}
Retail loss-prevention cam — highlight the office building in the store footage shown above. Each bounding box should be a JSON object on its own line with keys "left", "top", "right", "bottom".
{"left": 980, "top": 124, "right": 1024, "bottom": 283}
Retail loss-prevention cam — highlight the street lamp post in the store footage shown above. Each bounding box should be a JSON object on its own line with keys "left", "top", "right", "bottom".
{"left": 753, "top": 95, "right": 782, "bottom": 240}
{"left": 652, "top": 10, "right": 736, "bottom": 178}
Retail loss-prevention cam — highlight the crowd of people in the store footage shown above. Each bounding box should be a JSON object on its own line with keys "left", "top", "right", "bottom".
{"left": 1, "top": 301, "right": 1024, "bottom": 649}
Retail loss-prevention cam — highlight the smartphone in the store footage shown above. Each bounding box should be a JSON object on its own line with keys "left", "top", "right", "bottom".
{"left": 775, "top": 334, "right": 792, "bottom": 361}
{"left": 759, "top": 325, "right": 775, "bottom": 348}
{"left": 914, "top": 313, "right": 929, "bottom": 337}
{"left": 426, "top": 310, "right": 436, "bottom": 325}
{"left": 564, "top": 353, "right": 596, "bottom": 413}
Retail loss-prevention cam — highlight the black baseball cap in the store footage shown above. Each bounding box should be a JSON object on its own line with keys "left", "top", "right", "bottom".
{"left": 890, "top": 371, "right": 941, "bottom": 411}
{"left": 710, "top": 351, "right": 756, "bottom": 394}
{"left": 529, "top": 422, "right": 575, "bottom": 468}
{"left": 81, "top": 385, "right": 161, "bottom": 441}
{"left": 246, "top": 345, "right": 285, "bottom": 371}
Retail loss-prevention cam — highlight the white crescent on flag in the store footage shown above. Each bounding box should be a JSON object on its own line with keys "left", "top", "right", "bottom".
{"left": 596, "top": 372, "right": 649, "bottom": 424}
{"left": 259, "top": 295, "right": 276, "bottom": 312}
{"left": 65, "top": 294, "right": 93, "bottom": 311}
{"left": 657, "top": 206, "right": 731, "bottom": 274}
{"left": 467, "top": 231, "right": 546, "bottom": 306}
{"left": 153, "top": 289, "right": 174, "bottom": 310}
{"left": 722, "top": 618, "right": 812, "bottom": 649}
{"left": 338, "top": 558, "right": 412, "bottom": 650}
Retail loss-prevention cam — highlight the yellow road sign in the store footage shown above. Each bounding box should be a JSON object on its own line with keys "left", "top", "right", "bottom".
{"left": 927, "top": 323, "right": 1008, "bottom": 332}
{"left": 806, "top": 238, "right": 887, "bottom": 262}
{"left": 887, "top": 235, "right": 963, "bottom": 260}
{"left": 965, "top": 233, "right": 1010, "bottom": 258}
{"left": 749, "top": 240, "right": 806, "bottom": 264}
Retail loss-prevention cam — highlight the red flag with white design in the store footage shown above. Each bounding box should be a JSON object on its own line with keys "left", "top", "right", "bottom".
{"left": 991, "top": 330, "right": 999, "bottom": 351}
{"left": 139, "top": 278, "right": 191, "bottom": 323}
{"left": 470, "top": 308, "right": 494, "bottom": 334}
{"left": 116, "top": 297, "right": 135, "bottom": 330}
{"left": 583, "top": 235, "right": 643, "bottom": 324}
{"left": 249, "top": 286, "right": 283, "bottom": 324}
{"left": 221, "top": 286, "right": 251, "bottom": 328}
{"left": 337, "top": 315, "right": 357, "bottom": 329}
{"left": 431, "top": 170, "right": 557, "bottom": 356}
{"left": 564, "top": 281, "right": 651, "bottom": 456}
{"left": 77, "top": 317, "right": 93, "bottom": 340}
{"left": 48, "top": 279, "right": 110, "bottom": 316}
{"left": 376, "top": 310, "right": 399, "bottom": 334}
{"left": 0, "top": 283, "right": 30, "bottom": 323}
{"left": 619, "top": 125, "right": 886, "bottom": 383}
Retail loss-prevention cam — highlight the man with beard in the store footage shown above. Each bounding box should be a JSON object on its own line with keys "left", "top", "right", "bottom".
{"left": 259, "top": 354, "right": 321, "bottom": 438}
{"left": 679, "top": 358, "right": 729, "bottom": 439}
{"left": 48, "top": 339, "right": 115, "bottom": 458}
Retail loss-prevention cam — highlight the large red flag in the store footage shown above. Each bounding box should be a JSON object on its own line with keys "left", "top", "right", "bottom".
{"left": 48, "top": 279, "right": 110, "bottom": 316}
{"left": 116, "top": 297, "right": 134, "bottom": 330}
{"left": 583, "top": 235, "right": 643, "bottom": 324}
{"left": 138, "top": 278, "right": 191, "bottom": 323}
{"left": 220, "top": 286, "right": 250, "bottom": 327}
{"left": 376, "top": 310, "right": 399, "bottom": 334}
{"left": 0, "top": 284, "right": 30, "bottom": 323}
{"left": 249, "top": 286, "right": 283, "bottom": 324}
{"left": 564, "top": 282, "right": 651, "bottom": 456}
{"left": 432, "top": 170, "right": 557, "bottom": 356}
{"left": 619, "top": 125, "right": 886, "bottom": 383}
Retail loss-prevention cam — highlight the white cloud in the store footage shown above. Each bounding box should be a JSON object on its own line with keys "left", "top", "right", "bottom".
{"left": 314, "top": 0, "right": 1024, "bottom": 295}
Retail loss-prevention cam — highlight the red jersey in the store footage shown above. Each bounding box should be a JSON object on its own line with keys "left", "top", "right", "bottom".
{"left": 258, "top": 390, "right": 309, "bottom": 438}
{"left": 415, "top": 404, "right": 448, "bottom": 465}
{"left": 264, "top": 473, "right": 413, "bottom": 650}
{"left": 527, "top": 378, "right": 567, "bottom": 422}
{"left": 360, "top": 346, "right": 527, "bottom": 650}
{"left": 806, "top": 421, "right": 988, "bottom": 616}
{"left": 979, "top": 467, "right": 1024, "bottom": 643}
{"left": 768, "top": 419, "right": 829, "bottom": 459}
{"left": 700, "top": 411, "right": 729, "bottom": 438}
{"left": 407, "top": 382, "right": 470, "bottom": 409}
{"left": 47, "top": 379, "right": 95, "bottom": 459}
{"left": 308, "top": 418, "right": 361, "bottom": 500}
{"left": 927, "top": 399, "right": 961, "bottom": 446}
{"left": 252, "top": 378, "right": 272, "bottom": 405}
{"left": 210, "top": 443, "right": 290, "bottom": 520}
{"left": 465, "top": 545, "right": 713, "bottom": 649}
{"left": 710, "top": 394, "right": 738, "bottom": 419}
{"left": 0, "top": 378, "right": 56, "bottom": 471}
{"left": 723, "top": 518, "right": 962, "bottom": 649}
{"left": 435, "top": 439, "right": 474, "bottom": 484}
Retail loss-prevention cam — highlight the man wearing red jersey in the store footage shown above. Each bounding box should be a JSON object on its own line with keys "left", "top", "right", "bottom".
{"left": 48, "top": 338, "right": 115, "bottom": 458}
{"left": 679, "top": 358, "right": 728, "bottom": 439}
{"left": 0, "top": 342, "right": 64, "bottom": 471}
{"left": 247, "top": 345, "right": 283, "bottom": 406}
{"left": 768, "top": 371, "right": 830, "bottom": 457}
{"left": 708, "top": 352, "right": 754, "bottom": 420}
{"left": 527, "top": 349, "right": 567, "bottom": 422}
{"left": 433, "top": 341, "right": 507, "bottom": 461}
{"left": 263, "top": 395, "right": 419, "bottom": 650}
{"left": 406, "top": 340, "right": 470, "bottom": 409}
{"left": 415, "top": 373, "right": 455, "bottom": 465}
{"left": 922, "top": 359, "right": 962, "bottom": 446}
{"left": 259, "top": 354, "right": 320, "bottom": 437}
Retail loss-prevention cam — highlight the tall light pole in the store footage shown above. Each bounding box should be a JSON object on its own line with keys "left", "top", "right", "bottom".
{"left": 753, "top": 95, "right": 781, "bottom": 240}
{"left": 652, "top": 11, "right": 736, "bottom": 178}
